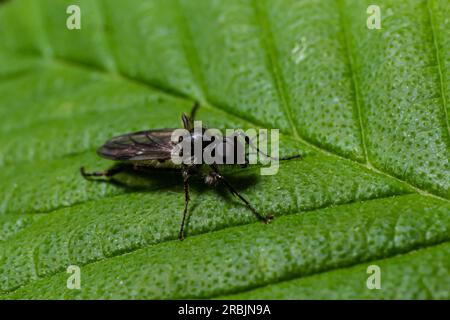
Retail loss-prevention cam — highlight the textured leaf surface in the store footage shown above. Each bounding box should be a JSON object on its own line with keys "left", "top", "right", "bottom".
{"left": 0, "top": 0, "right": 449, "bottom": 299}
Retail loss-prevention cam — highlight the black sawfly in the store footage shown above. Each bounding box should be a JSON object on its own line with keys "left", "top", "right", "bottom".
{"left": 81, "top": 102, "right": 301, "bottom": 240}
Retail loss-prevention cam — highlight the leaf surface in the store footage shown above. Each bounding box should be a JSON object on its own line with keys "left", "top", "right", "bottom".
{"left": 0, "top": 0, "right": 448, "bottom": 299}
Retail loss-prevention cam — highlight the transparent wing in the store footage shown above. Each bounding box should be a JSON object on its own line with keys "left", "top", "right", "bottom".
{"left": 97, "top": 129, "right": 175, "bottom": 161}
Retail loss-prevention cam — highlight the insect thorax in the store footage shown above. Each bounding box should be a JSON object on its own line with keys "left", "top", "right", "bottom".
{"left": 174, "top": 131, "right": 247, "bottom": 165}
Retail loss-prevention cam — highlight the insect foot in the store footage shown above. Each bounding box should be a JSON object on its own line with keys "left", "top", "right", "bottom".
{"left": 80, "top": 166, "right": 89, "bottom": 178}
{"left": 80, "top": 165, "right": 124, "bottom": 179}
{"left": 262, "top": 214, "right": 274, "bottom": 224}
{"left": 80, "top": 166, "right": 100, "bottom": 179}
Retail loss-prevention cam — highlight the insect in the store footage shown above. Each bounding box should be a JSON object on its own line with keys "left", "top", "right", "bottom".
{"left": 81, "top": 103, "right": 300, "bottom": 240}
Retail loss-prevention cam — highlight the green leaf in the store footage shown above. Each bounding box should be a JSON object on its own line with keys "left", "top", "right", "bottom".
{"left": 0, "top": 0, "right": 449, "bottom": 299}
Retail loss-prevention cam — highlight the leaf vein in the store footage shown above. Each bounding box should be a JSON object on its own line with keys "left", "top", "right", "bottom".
{"left": 426, "top": 0, "right": 450, "bottom": 141}
{"left": 251, "top": 0, "right": 299, "bottom": 138}
{"left": 336, "top": 0, "right": 369, "bottom": 163}
{"left": 214, "top": 240, "right": 450, "bottom": 299}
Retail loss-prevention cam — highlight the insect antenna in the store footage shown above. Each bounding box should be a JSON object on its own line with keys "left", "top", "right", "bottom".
{"left": 189, "top": 101, "right": 199, "bottom": 122}
{"left": 234, "top": 130, "right": 302, "bottom": 161}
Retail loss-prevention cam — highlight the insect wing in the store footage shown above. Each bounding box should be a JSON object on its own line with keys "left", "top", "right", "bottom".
{"left": 97, "top": 129, "right": 175, "bottom": 161}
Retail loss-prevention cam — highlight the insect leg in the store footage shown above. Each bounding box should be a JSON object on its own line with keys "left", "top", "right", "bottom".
{"left": 209, "top": 168, "right": 272, "bottom": 223}
{"left": 178, "top": 168, "right": 191, "bottom": 240}
{"left": 80, "top": 164, "right": 124, "bottom": 179}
